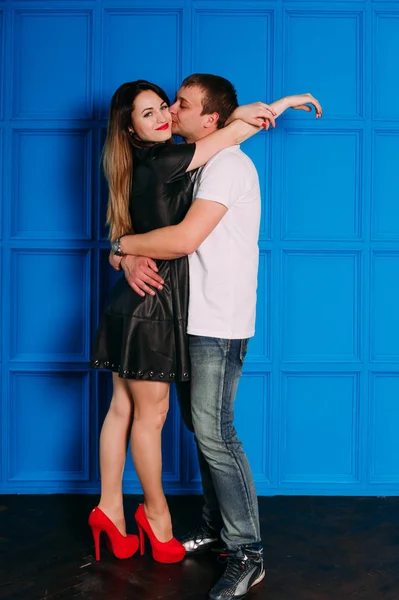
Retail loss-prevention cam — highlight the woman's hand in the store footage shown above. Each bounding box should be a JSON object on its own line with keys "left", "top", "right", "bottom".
{"left": 227, "top": 102, "right": 277, "bottom": 130}
{"left": 287, "top": 93, "right": 323, "bottom": 118}
{"left": 109, "top": 250, "right": 123, "bottom": 271}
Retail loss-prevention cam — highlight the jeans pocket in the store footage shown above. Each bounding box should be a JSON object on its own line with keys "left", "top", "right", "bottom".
{"left": 239, "top": 339, "right": 249, "bottom": 364}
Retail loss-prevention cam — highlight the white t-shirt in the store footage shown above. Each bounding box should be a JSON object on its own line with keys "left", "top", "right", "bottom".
{"left": 187, "top": 145, "right": 261, "bottom": 339}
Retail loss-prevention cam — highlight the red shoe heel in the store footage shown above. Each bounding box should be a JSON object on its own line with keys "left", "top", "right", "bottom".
{"left": 134, "top": 504, "right": 186, "bottom": 564}
{"left": 138, "top": 523, "right": 145, "bottom": 555}
{"left": 92, "top": 527, "right": 101, "bottom": 561}
{"left": 88, "top": 507, "right": 139, "bottom": 561}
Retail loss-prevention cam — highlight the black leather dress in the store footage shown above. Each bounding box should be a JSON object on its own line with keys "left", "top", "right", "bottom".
{"left": 91, "top": 142, "right": 196, "bottom": 382}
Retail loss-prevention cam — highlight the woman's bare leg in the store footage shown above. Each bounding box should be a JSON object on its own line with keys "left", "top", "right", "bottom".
{"left": 98, "top": 373, "right": 133, "bottom": 535}
{"left": 126, "top": 380, "right": 172, "bottom": 542}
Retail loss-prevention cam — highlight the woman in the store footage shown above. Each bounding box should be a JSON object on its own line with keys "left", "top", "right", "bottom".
{"left": 88, "top": 80, "right": 271, "bottom": 563}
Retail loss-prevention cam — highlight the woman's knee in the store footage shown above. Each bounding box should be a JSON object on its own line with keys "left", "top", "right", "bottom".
{"left": 129, "top": 382, "right": 170, "bottom": 430}
{"left": 134, "top": 405, "right": 169, "bottom": 432}
{"left": 107, "top": 376, "right": 133, "bottom": 421}
{"left": 156, "top": 406, "right": 169, "bottom": 429}
{"left": 108, "top": 392, "right": 133, "bottom": 421}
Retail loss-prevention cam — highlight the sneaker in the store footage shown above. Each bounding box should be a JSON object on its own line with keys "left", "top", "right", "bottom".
{"left": 180, "top": 522, "right": 221, "bottom": 554}
{"left": 208, "top": 544, "right": 265, "bottom": 600}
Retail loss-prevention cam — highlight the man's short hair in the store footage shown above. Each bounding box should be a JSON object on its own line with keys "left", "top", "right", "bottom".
{"left": 181, "top": 73, "right": 238, "bottom": 128}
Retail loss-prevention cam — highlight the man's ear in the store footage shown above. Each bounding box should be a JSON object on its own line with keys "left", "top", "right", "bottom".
{"left": 203, "top": 112, "right": 220, "bottom": 129}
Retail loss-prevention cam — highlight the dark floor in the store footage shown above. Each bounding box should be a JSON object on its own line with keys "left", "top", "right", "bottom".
{"left": 1, "top": 495, "right": 399, "bottom": 600}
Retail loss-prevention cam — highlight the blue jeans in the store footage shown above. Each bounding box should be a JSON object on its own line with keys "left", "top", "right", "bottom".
{"left": 177, "top": 336, "right": 261, "bottom": 550}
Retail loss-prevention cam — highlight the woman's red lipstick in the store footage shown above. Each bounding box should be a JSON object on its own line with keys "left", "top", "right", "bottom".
{"left": 156, "top": 123, "right": 169, "bottom": 131}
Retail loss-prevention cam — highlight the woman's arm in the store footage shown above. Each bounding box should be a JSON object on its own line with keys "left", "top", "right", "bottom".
{"left": 271, "top": 93, "right": 322, "bottom": 118}
{"left": 186, "top": 118, "right": 263, "bottom": 172}
{"left": 227, "top": 93, "right": 323, "bottom": 127}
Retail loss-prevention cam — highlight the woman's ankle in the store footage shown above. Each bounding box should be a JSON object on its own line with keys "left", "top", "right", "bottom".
{"left": 97, "top": 504, "right": 127, "bottom": 535}
{"left": 143, "top": 500, "right": 170, "bottom": 519}
{"left": 98, "top": 503, "right": 125, "bottom": 522}
{"left": 142, "top": 503, "right": 173, "bottom": 542}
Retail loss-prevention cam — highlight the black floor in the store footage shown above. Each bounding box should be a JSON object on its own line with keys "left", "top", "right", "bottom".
{"left": 1, "top": 495, "right": 399, "bottom": 599}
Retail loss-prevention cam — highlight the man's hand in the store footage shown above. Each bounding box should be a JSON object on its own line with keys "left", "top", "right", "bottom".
{"left": 121, "top": 255, "right": 164, "bottom": 297}
{"left": 226, "top": 102, "right": 277, "bottom": 130}
{"left": 109, "top": 251, "right": 123, "bottom": 271}
{"left": 288, "top": 93, "right": 323, "bottom": 118}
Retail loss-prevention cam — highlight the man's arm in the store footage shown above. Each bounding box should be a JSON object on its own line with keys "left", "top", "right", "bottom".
{"left": 119, "top": 199, "right": 228, "bottom": 259}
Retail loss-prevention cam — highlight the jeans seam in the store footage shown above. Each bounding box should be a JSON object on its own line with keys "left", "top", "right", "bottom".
{"left": 219, "top": 350, "right": 259, "bottom": 543}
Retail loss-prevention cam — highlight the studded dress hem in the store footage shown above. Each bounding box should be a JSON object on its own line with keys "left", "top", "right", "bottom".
{"left": 90, "top": 260, "right": 191, "bottom": 382}
{"left": 91, "top": 363, "right": 188, "bottom": 382}
{"left": 90, "top": 271, "right": 190, "bottom": 381}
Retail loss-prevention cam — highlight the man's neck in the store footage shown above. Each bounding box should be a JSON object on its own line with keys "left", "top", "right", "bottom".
{"left": 184, "top": 128, "right": 217, "bottom": 144}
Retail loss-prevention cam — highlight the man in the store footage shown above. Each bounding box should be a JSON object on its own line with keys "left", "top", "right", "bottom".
{"left": 112, "top": 74, "right": 321, "bottom": 600}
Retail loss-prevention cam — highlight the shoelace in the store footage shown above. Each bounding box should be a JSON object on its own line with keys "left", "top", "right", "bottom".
{"left": 218, "top": 552, "right": 247, "bottom": 582}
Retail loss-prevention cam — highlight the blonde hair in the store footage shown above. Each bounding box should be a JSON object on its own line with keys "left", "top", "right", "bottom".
{"left": 103, "top": 120, "right": 133, "bottom": 241}
{"left": 102, "top": 80, "right": 171, "bottom": 240}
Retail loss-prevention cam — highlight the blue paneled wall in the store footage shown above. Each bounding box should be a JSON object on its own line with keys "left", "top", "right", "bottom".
{"left": 1, "top": 0, "right": 399, "bottom": 495}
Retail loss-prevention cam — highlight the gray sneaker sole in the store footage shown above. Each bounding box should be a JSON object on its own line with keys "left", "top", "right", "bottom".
{"left": 208, "top": 568, "right": 266, "bottom": 600}
{"left": 252, "top": 568, "right": 266, "bottom": 587}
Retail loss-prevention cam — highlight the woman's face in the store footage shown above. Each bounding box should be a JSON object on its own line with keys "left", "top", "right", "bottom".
{"left": 130, "top": 90, "right": 172, "bottom": 143}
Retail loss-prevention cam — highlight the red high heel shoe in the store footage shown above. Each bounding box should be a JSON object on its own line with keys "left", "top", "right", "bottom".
{"left": 88, "top": 507, "right": 139, "bottom": 561}
{"left": 134, "top": 504, "right": 186, "bottom": 563}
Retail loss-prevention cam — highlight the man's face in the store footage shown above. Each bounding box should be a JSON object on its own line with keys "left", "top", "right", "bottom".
{"left": 169, "top": 85, "right": 217, "bottom": 142}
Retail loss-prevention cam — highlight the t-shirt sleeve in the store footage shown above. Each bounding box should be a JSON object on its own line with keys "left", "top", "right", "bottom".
{"left": 194, "top": 152, "right": 246, "bottom": 209}
{"left": 147, "top": 143, "right": 196, "bottom": 183}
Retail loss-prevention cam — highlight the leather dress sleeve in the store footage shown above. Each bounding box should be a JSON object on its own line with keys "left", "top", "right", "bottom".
{"left": 146, "top": 143, "right": 196, "bottom": 184}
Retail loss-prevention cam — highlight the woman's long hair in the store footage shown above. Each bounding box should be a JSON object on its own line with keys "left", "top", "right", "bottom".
{"left": 103, "top": 80, "right": 170, "bottom": 240}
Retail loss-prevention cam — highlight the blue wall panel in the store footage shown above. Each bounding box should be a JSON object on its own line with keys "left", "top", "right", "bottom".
{"left": 284, "top": 11, "right": 363, "bottom": 119}
{"left": 280, "top": 373, "right": 360, "bottom": 484}
{"left": 10, "top": 250, "right": 90, "bottom": 361}
{"left": 369, "top": 373, "right": 399, "bottom": 483}
{"left": 372, "top": 132, "right": 399, "bottom": 240}
{"left": 0, "top": 10, "right": 4, "bottom": 122}
{"left": 8, "top": 371, "right": 90, "bottom": 484}
{"left": 12, "top": 10, "right": 93, "bottom": 120}
{"left": 370, "top": 252, "right": 399, "bottom": 362}
{"left": 373, "top": 12, "right": 399, "bottom": 120}
{"left": 1, "top": 0, "right": 399, "bottom": 495}
{"left": 11, "top": 129, "right": 92, "bottom": 239}
{"left": 282, "top": 130, "right": 362, "bottom": 240}
{"left": 281, "top": 252, "right": 361, "bottom": 362}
